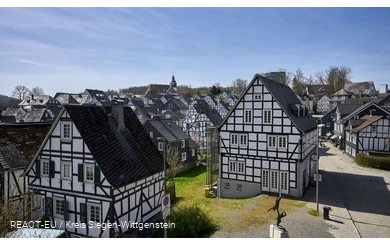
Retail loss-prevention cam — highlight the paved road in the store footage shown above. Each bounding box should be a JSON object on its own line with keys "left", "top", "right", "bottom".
{"left": 307, "top": 142, "right": 390, "bottom": 238}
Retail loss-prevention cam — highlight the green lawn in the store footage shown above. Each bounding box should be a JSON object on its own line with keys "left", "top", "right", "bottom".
{"left": 172, "top": 165, "right": 301, "bottom": 233}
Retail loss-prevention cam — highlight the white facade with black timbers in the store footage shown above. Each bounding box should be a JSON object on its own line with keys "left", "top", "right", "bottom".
{"left": 24, "top": 103, "right": 165, "bottom": 237}
{"left": 218, "top": 74, "right": 318, "bottom": 198}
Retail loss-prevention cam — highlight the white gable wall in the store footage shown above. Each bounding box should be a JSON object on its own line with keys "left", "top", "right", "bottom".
{"left": 219, "top": 76, "right": 309, "bottom": 198}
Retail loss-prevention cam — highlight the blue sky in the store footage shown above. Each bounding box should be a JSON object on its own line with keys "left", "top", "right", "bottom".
{"left": 1, "top": 7, "right": 390, "bottom": 96}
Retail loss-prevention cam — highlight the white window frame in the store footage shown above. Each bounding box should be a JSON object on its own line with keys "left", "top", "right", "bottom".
{"left": 165, "top": 114, "right": 171, "bottom": 119}
{"left": 254, "top": 94, "right": 262, "bottom": 100}
{"left": 268, "top": 135, "right": 277, "bottom": 149}
{"left": 61, "top": 121, "right": 72, "bottom": 141}
{"left": 372, "top": 126, "right": 376, "bottom": 133}
{"left": 88, "top": 203, "right": 101, "bottom": 223}
{"left": 53, "top": 197, "right": 65, "bottom": 219}
{"left": 229, "top": 161, "right": 236, "bottom": 173}
{"left": 192, "top": 149, "right": 195, "bottom": 157}
{"left": 326, "top": 122, "right": 330, "bottom": 127}
{"left": 244, "top": 109, "right": 252, "bottom": 123}
{"left": 61, "top": 161, "right": 72, "bottom": 181}
{"left": 231, "top": 133, "right": 238, "bottom": 146}
{"left": 237, "top": 162, "right": 245, "bottom": 174}
{"left": 84, "top": 164, "right": 94, "bottom": 183}
{"left": 240, "top": 134, "right": 248, "bottom": 147}
{"left": 181, "top": 152, "right": 187, "bottom": 161}
{"left": 41, "top": 160, "right": 50, "bottom": 177}
{"left": 181, "top": 140, "right": 185, "bottom": 148}
{"left": 278, "top": 136, "right": 287, "bottom": 149}
{"left": 263, "top": 110, "right": 272, "bottom": 124}
{"left": 150, "top": 131, "right": 153, "bottom": 138}
{"left": 158, "top": 142, "right": 163, "bottom": 151}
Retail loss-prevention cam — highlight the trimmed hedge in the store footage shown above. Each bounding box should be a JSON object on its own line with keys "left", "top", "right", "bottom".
{"left": 356, "top": 153, "right": 390, "bottom": 170}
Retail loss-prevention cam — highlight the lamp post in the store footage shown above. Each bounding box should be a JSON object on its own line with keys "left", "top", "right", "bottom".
{"left": 316, "top": 123, "right": 325, "bottom": 212}
{"left": 157, "top": 137, "right": 167, "bottom": 238}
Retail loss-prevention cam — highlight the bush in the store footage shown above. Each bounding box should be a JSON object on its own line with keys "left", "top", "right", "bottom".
{"left": 197, "top": 154, "right": 207, "bottom": 162}
{"left": 167, "top": 205, "right": 216, "bottom": 237}
{"left": 356, "top": 153, "right": 390, "bottom": 170}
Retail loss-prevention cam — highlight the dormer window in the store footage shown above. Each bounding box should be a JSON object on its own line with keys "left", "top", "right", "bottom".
{"left": 181, "top": 140, "right": 185, "bottom": 148}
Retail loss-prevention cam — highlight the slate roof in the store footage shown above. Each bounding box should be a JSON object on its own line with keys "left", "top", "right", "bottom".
{"left": 350, "top": 115, "right": 383, "bottom": 133}
{"left": 193, "top": 99, "right": 223, "bottom": 127}
{"left": 145, "top": 119, "right": 197, "bottom": 149}
{"left": 54, "top": 93, "right": 80, "bottom": 105}
{"left": 331, "top": 88, "right": 354, "bottom": 97}
{"left": 306, "top": 84, "right": 329, "bottom": 95}
{"left": 163, "top": 109, "right": 186, "bottom": 120}
{"left": 1, "top": 107, "right": 56, "bottom": 123}
{"left": 19, "top": 95, "right": 55, "bottom": 107}
{"left": 340, "top": 102, "right": 390, "bottom": 124}
{"left": 84, "top": 89, "right": 111, "bottom": 105}
{"left": 63, "top": 105, "right": 164, "bottom": 188}
{"left": 259, "top": 75, "right": 318, "bottom": 133}
{"left": 218, "top": 74, "right": 317, "bottom": 133}
{"left": 164, "top": 98, "right": 188, "bottom": 110}
{"left": 0, "top": 124, "right": 51, "bottom": 170}
{"left": 145, "top": 84, "right": 170, "bottom": 96}
{"left": 179, "top": 94, "right": 193, "bottom": 106}
{"left": 344, "top": 81, "right": 375, "bottom": 95}
{"left": 336, "top": 104, "right": 361, "bottom": 116}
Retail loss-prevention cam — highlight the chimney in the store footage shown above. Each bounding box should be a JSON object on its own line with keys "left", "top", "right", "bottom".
{"left": 379, "top": 84, "right": 389, "bottom": 94}
{"left": 112, "top": 100, "right": 125, "bottom": 131}
{"left": 31, "top": 94, "right": 34, "bottom": 100}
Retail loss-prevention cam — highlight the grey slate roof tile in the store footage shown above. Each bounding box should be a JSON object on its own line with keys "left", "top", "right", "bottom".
{"left": 64, "top": 105, "right": 163, "bottom": 188}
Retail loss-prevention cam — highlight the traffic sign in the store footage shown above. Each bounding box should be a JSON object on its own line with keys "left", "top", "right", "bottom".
{"left": 161, "top": 194, "right": 170, "bottom": 218}
{"left": 314, "top": 174, "right": 322, "bottom": 182}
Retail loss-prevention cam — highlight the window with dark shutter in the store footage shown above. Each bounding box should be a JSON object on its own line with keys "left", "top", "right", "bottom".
{"left": 78, "top": 164, "right": 84, "bottom": 182}
{"left": 35, "top": 159, "right": 41, "bottom": 177}
{"left": 49, "top": 161, "right": 55, "bottom": 178}
{"left": 80, "top": 203, "right": 87, "bottom": 223}
{"left": 64, "top": 201, "right": 69, "bottom": 221}
{"left": 45, "top": 197, "right": 53, "bottom": 217}
{"left": 94, "top": 166, "right": 101, "bottom": 185}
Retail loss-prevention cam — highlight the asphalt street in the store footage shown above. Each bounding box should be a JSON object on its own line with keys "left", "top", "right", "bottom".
{"left": 306, "top": 142, "right": 390, "bottom": 238}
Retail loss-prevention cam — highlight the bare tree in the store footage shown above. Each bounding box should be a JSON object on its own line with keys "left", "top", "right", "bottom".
{"left": 30, "top": 86, "right": 45, "bottom": 96}
{"left": 166, "top": 146, "right": 183, "bottom": 185}
{"left": 316, "top": 66, "right": 352, "bottom": 94}
{"left": 11, "top": 85, "right": 30, "bottom": 102}
{"left": 232, "top": 78, "right": 248, "bottom": 96}
{"left": 292, "top": 68, "right": 306, "bottom": 94}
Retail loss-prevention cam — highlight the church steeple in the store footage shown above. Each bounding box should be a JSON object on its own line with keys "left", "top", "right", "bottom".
{"left": 170, "top": 74, "right": 177, "bottom": 87}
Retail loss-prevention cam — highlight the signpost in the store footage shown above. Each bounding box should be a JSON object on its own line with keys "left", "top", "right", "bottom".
{"left": 314, "top": 174, "right": 322, "bottom": 182}
{"left": 161, "top": 194, "right": 170, "bottom": 238}
{"left": 162, "top": 194, "right": 171, "bottom": 219}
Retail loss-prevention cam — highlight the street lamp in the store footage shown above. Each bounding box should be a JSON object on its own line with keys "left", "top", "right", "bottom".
{"left": 316, "top": 123, "right": 325, "bottom": 212}
{"left": 157, "top": 137, "right": 167, "bottom": 238}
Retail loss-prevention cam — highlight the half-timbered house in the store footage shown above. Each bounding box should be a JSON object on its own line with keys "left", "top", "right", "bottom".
{"left": 143, "top": 117, "right": 198, "bottom": 173}
{"left": 338, "top": 102, "right": 390, "bottom": 151}
{"left": 23, "top": 101, "right": 164, "bottom": 237}
{"left": 217, "top": 74, "right": 318, "bottom": 198}
{"left": 345, "top": 115, "right": 390, "bottom": 158}
{"left": 0, "top": 124, "right": 50, "bottom": 205}
{"left": 183, "top": 99, "right": 223, "bottom": 153}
